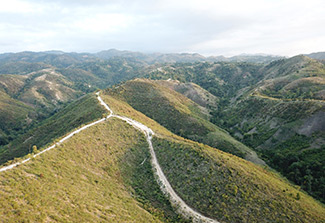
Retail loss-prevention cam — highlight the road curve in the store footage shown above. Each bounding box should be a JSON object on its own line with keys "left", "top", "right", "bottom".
{"left": 98, "top": 93, "right": 218, "bottom": 223}
{"left": 0, "top": 92, "right": 218, "bottom": 223}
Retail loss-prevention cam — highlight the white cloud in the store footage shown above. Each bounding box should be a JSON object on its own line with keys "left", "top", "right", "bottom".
{"left": 0, "top": 0, "right": 324, "bottom": 55}
{"left": 72, "top": 13, "right": 134, "bottom": 33}
{"left": 0, "top": 0, "right": 37, "bottom": 13}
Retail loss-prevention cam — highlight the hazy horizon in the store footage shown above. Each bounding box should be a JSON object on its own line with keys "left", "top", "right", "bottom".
{"left": 0, "top": 48, "right": 296, "bottom": 58}
{"left": 1, "top": 0, "right": 324, "bottom": 56}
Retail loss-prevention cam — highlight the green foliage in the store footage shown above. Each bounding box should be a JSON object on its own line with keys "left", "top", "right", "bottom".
{"left": 1, "top": 90, "right": 323, "bottom": 222}
{"left": 153, "top": 137, "right": 325, "bottom": 222}
{"left": 0, "top": 91, "right": 36, "bottom": 146}
{"left": 213, "top": 93, "right": 325, "bottom": 202}
{"left": 264, "top": 135, "right": 325, "bottom": 202}
{"left": 0, "top": 94, "right": 107, "bottom": 164}
{"left": 108, "top": 79, "right": 256, "bottom": 159}
{"left": 144, "top": 61, "right": 263, "bottom": 100}
{"left": 32, "top": 145, "right": 38, "bottom": 154}
{"left": 120, "top": 139, "right": 188, "bottom": 222}
{"left": 111, "top": 80, "right": 211, "bottom": 137}
{"left": 0, "top": 119, "right": 163, "bottom": 222}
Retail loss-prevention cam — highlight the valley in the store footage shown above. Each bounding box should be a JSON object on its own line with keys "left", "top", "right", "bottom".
{"left": 1, "top": 92, "right": 217, "bottom": 222}
{"left": 0, "top": 50, "right": 324, "bottom": 222}
{"left": 1, "top": 90, "right": 324, "bottom": 222}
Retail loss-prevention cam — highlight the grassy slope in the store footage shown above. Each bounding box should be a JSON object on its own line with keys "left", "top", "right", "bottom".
{"left": 0, "top": 91, "right": 35, "bottom": 145}
{"left": 153, "top": 136, "right": 325, "bottom": 222}
{"left": 107, "top": 79, "right": 264, "bottom": 164}
{"left": 100, "top": 92, "right": 325, "bottom": 222}
{"left": 120, "top": 131, "right": 188, "bottom": 223}
{"left": 258, "top": 55, "right": 325, "bottom": 101}
{"left": 0, "top": 94, "right": 106, "bottom": 165}
{"left": 209, "top": 56, "right": 325, "bottom": 202}
{"left": 0, "top": 119, "right": 164, "bottom": 222}
{"left": 0, "top": 91, "right": 324, "bottom": 222}
{"left": 0, "top": 69, "right": 86, "bottom": 148}
{"left": 215, "top": 74, "right": 325, "bottom": 202}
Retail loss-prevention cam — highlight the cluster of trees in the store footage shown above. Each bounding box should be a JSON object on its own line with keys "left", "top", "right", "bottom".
{"left": 263, "top": 135, "right": 325, "bottom": 202}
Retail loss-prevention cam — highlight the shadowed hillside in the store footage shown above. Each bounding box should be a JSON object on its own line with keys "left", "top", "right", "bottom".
{"left": 107, "top": 79, "right": 265, "bottom": 165}
{"left": 0, "top": 90, "right": 324, "bottom": 222}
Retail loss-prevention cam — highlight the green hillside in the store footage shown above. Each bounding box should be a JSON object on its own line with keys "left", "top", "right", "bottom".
{"left": 0, "top": 54, "right": 146, "bottom": 147}
{"left": 107, "top": 79, "right": 265, "bottom": 165}
{"left": 0, "top": 90, "right": 324, "bottom": 222}
{"left": 0, "top": 94, "right": 106, "bottom": 165}
{"left": 0, "top": 52, "right": 324, "bottom": 220}
{"left": 142, "top": 56, "right": 325, "bottom": 203}
{"left": 0, "top": 119, "right": 168, "bottom": 222}
{"left": 256, "top": 55, "right": 325, "bottom": 100}
{"left": 101, "top": 91, "right": 325, "bottom": 222}
{"left": 212, "top": 56, "right": 325, "bottom": 202}
{"left": 0, "top": 91, "right": 36, "bottom": 146}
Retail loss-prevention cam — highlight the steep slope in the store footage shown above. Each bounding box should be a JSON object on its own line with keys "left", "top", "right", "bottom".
{"left": 100, "top": 91, "right": 325, "bottom": 222}
{"left": 155, "top": 79, "right": 218, "bottom": 116}
{"left": 305, "top": 52, "right": 325, "bottom": 60}
{"left": 0, "top": 91, "right": 36, "bottom": 146}
{"left": 256, "top": 55, "right": 325, "bottom": 100}
{"left": 0, "top": 66, "right": 93, "bottom": 146}
{"left": 0, "top": 68, "right": 84, "bottom": 109}
{"left": 0, "top": 119, "right": 167, "bottom": 222}
{"left": 107, "top": 79, "right": 264, "bottom": 165}
{"left": 0, "top": 54, "right": 147, "bottom": 149}
{"left": 213, "top": 56, "right": 325, "bottom": 202}
{"left": 0, "top": 51, "right": 324, "bottom": 206}
{"left": 0, "top": 91, "right": 324, "bottom": 222}
{"left": 0, "top": 94, "right": 106, "bottom": 165}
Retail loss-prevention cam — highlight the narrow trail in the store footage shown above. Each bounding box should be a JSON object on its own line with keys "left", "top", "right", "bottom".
{"left": 251, "top": 91, "right": 325, "bottom": 103}
{"left": 98, "top": 93, "right": 217, "bottom": 223}
{"left": 0, "top": 92, "right": 218, "bottom": 223}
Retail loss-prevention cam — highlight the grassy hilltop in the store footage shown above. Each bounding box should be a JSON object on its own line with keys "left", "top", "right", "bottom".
{"left": 0, "top": 89, "right": 324, "bottom": 222}
{"left": 107, "top": 79, "right": 265, "bottom": 165}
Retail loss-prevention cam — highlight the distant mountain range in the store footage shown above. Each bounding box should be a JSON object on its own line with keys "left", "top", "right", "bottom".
{"left": 0, "top": 49, "right": 285, "bottom": 65}
{"left": 96, "top": 49, "right": 284, "bottom": 64}
{"left": 304, "top": 52, "right": 325, "bottom": 60}
{"left": 0, "top": 49, "right": 324, "bottom": 221}
{"left": 1, "top": 49, "right": 324, "bottom": 65}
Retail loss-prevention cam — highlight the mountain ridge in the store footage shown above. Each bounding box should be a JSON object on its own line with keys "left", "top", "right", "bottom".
{"left": 0, "top": 50, "right": 324, "bottom": 219}
{"left": 1, "top": 89, "right": 324, "bottom": 222}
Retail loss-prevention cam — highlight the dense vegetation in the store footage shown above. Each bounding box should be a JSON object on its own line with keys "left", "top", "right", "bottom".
{"left": 145, "top": 61, "right": 263, "bottom": 102}
{"left": 0, "top": 91, "right": 36, "bottom": 146}
{"left": 1, "top": 89, "right": 324, "bottom": 222}
{"left": 263, "top": 135, "right": 325, "bottom": 202}
{"left": 101, "top": 92, "right": 325, "bottom": 222}
{"left": 0, "top": 94, "right": 106, "bottom": 164}
{"left": 212, "top": 92, "right": 325, "bottom": 202}
{"left": 120, "top": 135, "right": 188, "bottom": 222}
{"left": 108, "top": 79, "right": 265, "bottom": 164}
{"left": 153, "top": 137, "right": 325, "bottom": 222}
{"left": 142, "top": 55, "right": 325, "bottom": 203}
{"left": 0, "top": 51, "right": 279, "bottom": 149}
{"left": 0, "top": 50, "right": 324, "bottom": 207}
{"left": 0, "top": 119, "right": 165, "bottom": 222}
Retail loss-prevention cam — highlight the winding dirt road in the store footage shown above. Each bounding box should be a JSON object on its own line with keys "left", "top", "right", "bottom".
{"left": 98, "top": 93, "right": 217, "bottom": 223}
{"left": 0, "top": 92, "right": 218, "bottom": 223}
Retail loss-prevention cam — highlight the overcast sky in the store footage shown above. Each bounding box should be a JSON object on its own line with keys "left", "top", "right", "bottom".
{"left": 0, "top": 0, "right": 324, "bottom": 56}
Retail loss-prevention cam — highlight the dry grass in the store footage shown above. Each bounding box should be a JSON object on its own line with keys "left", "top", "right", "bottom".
{"left": 0, "top": 118, "right": 162, "bottom": 222}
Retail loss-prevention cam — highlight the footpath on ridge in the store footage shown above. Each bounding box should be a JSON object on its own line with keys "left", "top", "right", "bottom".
{"left": 0, "top": 92, "right": 218, "bottom": 223}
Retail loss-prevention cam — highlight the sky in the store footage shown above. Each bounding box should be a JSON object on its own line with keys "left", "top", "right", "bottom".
{"left": 0, "top": 0, "right": 324, "bottom": 56}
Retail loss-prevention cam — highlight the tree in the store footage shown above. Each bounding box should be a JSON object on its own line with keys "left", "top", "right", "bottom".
{"left": 32, "top": 145, "right": 38, "bottom": 154}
